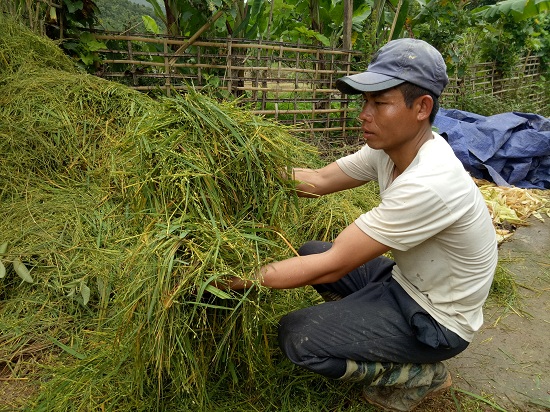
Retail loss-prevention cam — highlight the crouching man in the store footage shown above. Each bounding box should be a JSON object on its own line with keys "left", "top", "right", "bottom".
{"left": 223, "top": 38, "right": 498, "bottom": 411}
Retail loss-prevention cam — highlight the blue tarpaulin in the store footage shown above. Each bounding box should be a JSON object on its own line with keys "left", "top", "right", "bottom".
{"left": 434, "top": 108, "right": 550, "bottom": 189}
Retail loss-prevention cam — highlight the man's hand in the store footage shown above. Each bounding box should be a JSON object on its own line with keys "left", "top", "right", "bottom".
{"left": 212, "top": 276, "right": 256, "bottom": 291}
{"left": 218, "top": 276, "right": 256, "bottom": 290}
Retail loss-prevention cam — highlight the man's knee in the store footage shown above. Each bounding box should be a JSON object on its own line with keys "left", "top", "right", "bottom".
{"left": 278, "top": 309, "right": 347, "bottom": 379}
{"left": 277, "top": 311, "right": 306, "bottom": 363}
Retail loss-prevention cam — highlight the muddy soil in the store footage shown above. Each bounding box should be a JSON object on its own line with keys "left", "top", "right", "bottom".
{"left": 445, "top": 217, "right": 550, "bottom": 412}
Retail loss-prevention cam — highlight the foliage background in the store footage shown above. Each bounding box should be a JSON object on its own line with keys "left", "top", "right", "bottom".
{"left": 94, "top": 0, "right": 165, "bottom": 32}
{"left": 1, "top": 1, "right": 550, "bottom": 411}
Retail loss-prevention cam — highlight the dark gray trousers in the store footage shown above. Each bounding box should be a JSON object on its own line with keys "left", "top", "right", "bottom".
{"left": 277, "top": 241, "right": 469, "bottom": 379}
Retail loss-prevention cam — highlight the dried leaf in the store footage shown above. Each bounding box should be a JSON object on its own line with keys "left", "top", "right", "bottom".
{"left": 13, "top": 257, "right": 34, "bottom": 283}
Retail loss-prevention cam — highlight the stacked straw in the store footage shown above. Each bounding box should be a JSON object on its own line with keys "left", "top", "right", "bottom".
{"left": 3, "top": 14, "right": 549, "bottom": 412}
{"left": 0, "top": 16, "right": 377, "bottom": 411}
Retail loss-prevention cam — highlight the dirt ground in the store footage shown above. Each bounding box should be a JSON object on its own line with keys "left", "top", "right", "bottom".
{"left": 444, "top": 217, "right": 550, "bottom": 412}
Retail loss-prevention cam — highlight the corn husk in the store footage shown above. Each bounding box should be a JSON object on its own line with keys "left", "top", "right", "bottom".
{"left": 475, "top": 178, "right": 550, "bottom": 243}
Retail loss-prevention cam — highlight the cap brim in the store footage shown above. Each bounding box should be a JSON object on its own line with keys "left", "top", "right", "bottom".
{"left": 336, "top": 72, "right": 405, "bottom": 95}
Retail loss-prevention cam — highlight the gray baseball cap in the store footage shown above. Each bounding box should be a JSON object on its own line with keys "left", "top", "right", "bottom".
{"left": 336, "top": 38, "right": 449, "bottom": 96}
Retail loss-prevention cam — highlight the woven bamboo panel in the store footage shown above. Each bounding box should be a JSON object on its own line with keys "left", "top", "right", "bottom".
{"left": 93, "top": 32, "right": 365, "bottom": 141}
{"left": 93, "top": 32, "right": 547, "bottom": 141}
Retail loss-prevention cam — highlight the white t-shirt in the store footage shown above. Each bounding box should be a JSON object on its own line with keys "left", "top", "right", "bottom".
{"left": 336, "top": 133, "right": 498, "bottom": 342}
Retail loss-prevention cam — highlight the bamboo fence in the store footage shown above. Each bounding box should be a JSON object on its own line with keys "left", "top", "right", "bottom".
{"left": 443, "top": 55, "right": 547, "bottom": 108}
{"left": 93, "top": 32, "right": 362, "bottom": 141}
{"left": 92, "top": 32, "right": 548, "bottom": 141}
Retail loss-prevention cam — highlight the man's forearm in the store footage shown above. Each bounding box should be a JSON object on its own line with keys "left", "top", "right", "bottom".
{"left": 290, "top": 163, "right": 365, "bottom": 197}
{"left": 222, "top": 224, "right": 389, "bottom": 291}
{"left": 225, "top": 252, "right": 344, "bottom": 291}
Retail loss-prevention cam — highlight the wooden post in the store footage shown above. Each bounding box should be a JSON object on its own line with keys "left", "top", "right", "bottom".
{"left": 164, "top": 37, "right": 171, "bottom": 97}
{"left": 294, "top": 43, "right": 300, "bottom": 126}
{"left": 227, "top": 37, "right": 233, "bottom": 95}
{"left": 275, "top": 44, "right": 283, "bottom": 121}
{"left": 342, "top": 0, "right": 352, "bottom": 51}
{"left": 127, "top": 39, "right": 137, "bottom": 86}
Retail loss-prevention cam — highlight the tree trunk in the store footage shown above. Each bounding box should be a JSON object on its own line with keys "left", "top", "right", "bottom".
{"left": 309, "top": 0, "right": 322, "bottom": 33}
{"left": 164, "top": 0, "right": 178, "bottom": 37}
{"left": 342, "top": 0, "right": 353, "bottom": 50}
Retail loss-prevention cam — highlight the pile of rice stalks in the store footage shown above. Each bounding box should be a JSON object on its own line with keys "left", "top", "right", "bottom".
{"left": 0, "top": 16, "right": 375, "bottom": 412}
{"left": 2, "top": 15, "right": 547, "bottom": 412}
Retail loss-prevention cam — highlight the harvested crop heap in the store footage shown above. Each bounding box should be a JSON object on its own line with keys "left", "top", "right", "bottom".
{"left": 0, "top": 16, "right": 376, "bottom": 411}
{"left": 2, "top": 15, "right": 549, "bottom": 412}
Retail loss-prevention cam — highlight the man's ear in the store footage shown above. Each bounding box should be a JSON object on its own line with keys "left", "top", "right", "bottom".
{"left": 416, "top": 95, "right": 434, "bottom": 121}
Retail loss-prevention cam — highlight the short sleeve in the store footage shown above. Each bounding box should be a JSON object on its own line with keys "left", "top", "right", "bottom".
{"left": 354, "top": 181, "right": 457, "bottom": 250}
{"left": 336, "top": 145, "right": 378, "bottom": 182}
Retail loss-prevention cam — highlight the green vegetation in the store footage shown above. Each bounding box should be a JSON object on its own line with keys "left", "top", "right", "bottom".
{"left": 1, "top": 4, "right": 547, "bottom": 411}
{"left": 0, "top": 16, "right": 379, "bottom": 411}
{"left": 94, "top": 0, "right": 164, "bottom": 32}
{"left": 449, "top": 81, "right": 550, "bottom": 117}
{"left": 490, "top": 261, "right": 520, "bottom": 310}
{"left": 4, "top": 1, "right": 549, "bottom": 115}
{"left": 411, "top": 0, "right": 550, "bottom": 78}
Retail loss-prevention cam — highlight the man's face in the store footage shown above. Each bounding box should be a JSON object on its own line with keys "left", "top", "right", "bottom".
{"left": 358, "top": 88, "right": 420, "bottom": 152}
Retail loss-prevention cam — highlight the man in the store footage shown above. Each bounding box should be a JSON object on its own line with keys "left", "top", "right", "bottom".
{"left": 224, "top": 38, "right": 498, "bottom": 411}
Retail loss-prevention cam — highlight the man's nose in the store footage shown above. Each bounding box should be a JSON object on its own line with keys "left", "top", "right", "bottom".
{"left": 359, "top": 104, "right": 374, "bottom": 122}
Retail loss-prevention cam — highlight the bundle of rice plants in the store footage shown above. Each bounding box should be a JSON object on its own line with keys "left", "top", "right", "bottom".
{"left": 0, "top": 15, "right": 75, "bottom": 77}
{"left": 0, "top": 67, "right": 155, "bottom": 192}
{"left": 0, "top": 15, "right": 381, "bottom": 411}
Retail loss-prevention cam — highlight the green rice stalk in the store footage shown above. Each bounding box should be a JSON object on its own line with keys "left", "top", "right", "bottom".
{"left": 0, "top": 14, "right": 75, "bottom": 77}
{"left": 1, "top": 17, "right": 384, "bottom": 411}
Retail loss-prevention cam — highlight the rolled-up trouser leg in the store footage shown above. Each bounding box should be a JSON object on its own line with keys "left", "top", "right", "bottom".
{"left": 339, "top": 359, "right": 442, "bottom": 387}
{"left": 338, "top": 359, "right": 393, "bottom": 382}
{"left": 361, "top": 362, "right": 453, "bottom": 411}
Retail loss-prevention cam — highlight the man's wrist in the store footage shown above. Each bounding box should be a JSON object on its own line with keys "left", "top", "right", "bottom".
{"left": 281, "top": 167, "right": 295, "bottom": 181}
